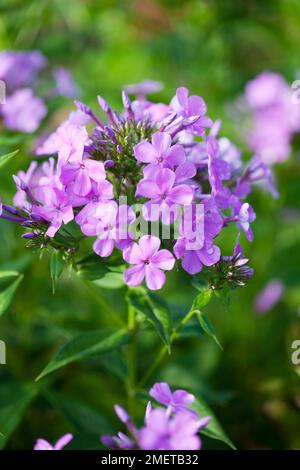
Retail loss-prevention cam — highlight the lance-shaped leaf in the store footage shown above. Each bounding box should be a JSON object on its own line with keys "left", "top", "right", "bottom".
{"left": 0, "top": 149, "right": 19, "bottom": 169}
{"left": 50, "top": 250, "right": 64, "bottom": 293}
{"left": 192, "top": 396, "right": 236, "bottom": 449}
{"left": 196, "top": 311, "right": 223, "bottom": 350}
{"left": 0, "top": 381, "right": 38, "bottom": 449}
{"left": 0, "top": 271, "right": 23, "bottom": 317}
{"left": 36, "top": 328, "right": 130, "bottom": 381}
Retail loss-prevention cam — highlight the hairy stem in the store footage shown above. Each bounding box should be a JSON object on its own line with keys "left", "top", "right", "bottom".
{"left": 127, "top": 304, "right": 137, "bottom": 418}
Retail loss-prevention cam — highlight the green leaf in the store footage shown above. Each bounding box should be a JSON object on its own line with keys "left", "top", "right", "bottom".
{"left": 93, "top": 270, "right": 124, "bottom": 289}
{"left": 192, "top": 397, "right": 236, "bottom": 449}
{"left": 127, "top": 287, "right": 171, "bottom": 350}
{"left": 0, "top": 381, "right": 38, "bottom": 449}
{"left": 50, "top": 250, "right": 64, "bottom": 293}
{"left": 76, "top": 261, "right": 109, "bottom": 281}
{"left": 196, "top": 311, "right": 223, "bottom": 350}
{"left": 36, "top": 328, "right": 130, "bottom": 381}
{"left": 76, "top": 258, "right": 125, "bottom": 289}
{"left": 0, "top": 271, "right": 23, "bottom": 317}
{"left": 44, "top": 391, "right": 113, "bottom": 435}
{"left": 0, "top": 149, "right": 19, "bottom": 169}
{"left": 192, "top": 288, "right": 212, "bottom": 310}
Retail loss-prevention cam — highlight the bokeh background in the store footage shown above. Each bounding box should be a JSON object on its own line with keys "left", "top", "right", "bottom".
{"left": 0, "top": 0, "right": 300, "bottom": 450}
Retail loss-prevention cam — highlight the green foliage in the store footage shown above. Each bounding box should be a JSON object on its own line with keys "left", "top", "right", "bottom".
{"left": 193, "top": 396, "right": 236, "bottom": 450}
{"left": 0, "top": 150, "right": 19, "bottom": 169}
{"left": 36, "top": 328, "right": 131, "bottom": 381}
{"left": 0, "top": 271, "right": 23, "bottom": 316}
{"left": 127, "top": 287, "right": 171, "bottom": 350}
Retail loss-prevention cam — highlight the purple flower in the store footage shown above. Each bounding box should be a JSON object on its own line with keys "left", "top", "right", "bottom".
{"left": 33, "top": 187, "right": 74, "bottom": 237}
{"left": 175, "top": 239, "right": 221, "bottom": 275}
{"left": 102, "top": 382, "right": 211, "bottom": 451}
{"left": 243, "top": 72, "right": 300, "bottom": 165}
{"left": 170, "top": 87, "right": 212, "bottom": 135}
{"left": 125, "top": 80, "right": 163, "bottom": 97}
{"left": 75, "top": 180, "right": 114, "bottom": 225}
{"left": 1, "top": 88, "right": 47, "bottom": 133}
{"left": 123, "top": 235, "right": 175, "bottom": 290}
{"left": 81, "top": 202, "right": 135, "bottom": 257}
{"left": 136, "top": 168, "right": 194, "bottom": 223}
{"left": 60, "top": 158, "right": 106, "bottom": 197}
{"left": 232, "top": 200, "right": 256, "bottom": 242}
{"left": 55, "top": 122, "right": 88, "bottom": 167}
{"left": 150, "top": 382, "right": 195, "bottom": 414}
{"left": 254, "top": 279, "right": 284, "bottom": 314}
{"left": 174, "top": 199, "right": 223, "bottom": 274}
{"left": 134, "top": 131, "right": 185, "bottom": 170}
{"left": 139, "top": 408, "right": 210, "bottom": 450}
{"left": 53, "top": 67, "right": 79, "bottom": 99}
{"left": 0, "top": 50, "right": 46, "bottom": 91}
{"left": 34, "top": 433, "right": 73, "bottom": 451}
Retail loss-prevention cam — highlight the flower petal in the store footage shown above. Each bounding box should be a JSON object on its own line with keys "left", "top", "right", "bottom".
{"left": 145, "top": 265, "right": 166, "bottom": 290}
{"left": 93, "top": 238, "right": 114, "bottom": 257}
{"left": 152, "top": 131, "right": 171, "bottom": 155}
{"left": 124, "top": 264, "right": 145, "bottom": 287}
{"left": 134, "top": 140, "right": 157, "bottom": 163}
{"left": 139, "top": 235, "right": 160, "bottom": 259}
{"left": 151, "top": 249, "right": 175, "bottom": 270}
{"left": 168, "top": 184, "right": 193, "bottom": 205}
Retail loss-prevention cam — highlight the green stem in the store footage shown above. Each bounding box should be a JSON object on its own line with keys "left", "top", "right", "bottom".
{"left": 138, "top": 307, "right": 197, "bottom": 388}
{"left": 127, "top": 304, "right": 137, "bottom": 418}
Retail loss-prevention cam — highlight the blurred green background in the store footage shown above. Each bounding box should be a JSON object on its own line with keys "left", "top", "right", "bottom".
{"left": 0, "top": 0, "right": 300, "bottom": 450}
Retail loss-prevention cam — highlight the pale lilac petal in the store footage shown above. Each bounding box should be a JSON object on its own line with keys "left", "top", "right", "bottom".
{"left": 188, "top": 95, "right": 206, "bottom": 115}
{"left": 151, "top": 249, "right": 175, "bottom": 270}
{"left": 152, "top": 131, "right": 171, "bottom": 155}
{"left": 166, "top": 144, "right": 186, "bottom": 167}
{"left": 150, "top": 382, "right": 172, "bottom": 405}
{"left": 134, "top": 141, "right": 157, "bottom": 163}
{"left": 136, "top": 180, "right": 160, "bottom": 199}
{"left": 85, "top": 160, "right": 106, "bottom": 182}
{"left": 124, "top": 264, "right": 145, "bottom": 287}
{"left": 176, "top": 87, "right": 189, "bottom": 108}
{"left": 168, "top": 184, "right": 193, "bottom": 205}
{"left": 145, "top": 265, "right": 166, "bottom": 290}
{"left": 198, "top": 244, "right": 221, "bottom": 266}
{"left": 123, "top": 242, "right": 143, "bottom": 264}
{"left": 155, "top": 168, "right": 175, "bottom": 194}
{"left": 182, "top": 251, "right": 202, "bottom": 275}
{"left": 175, "top": 162, "right": 196, "bottom": 182}
{"left": 54, "top": 433, "right": 73, "bottom": 450}
{"left": 93, "top": 238, "right": 115, "bottom": 257}
{"left": 74, "top": 170, "right": 92, "bottom": 196}
{"left": 172, "top": 390, "right": 195, "bottom": 406}
{"left": 34, "top": 439, "right": 54, "bottom": 451}
{"left": 62, "top": 205, "right": 74, "bottom": 224}
{"left": 142, "top": 201, "right": 160, "bottom": 222}
{"left": 139, "top": 235, "right": 160, "bottom": 259}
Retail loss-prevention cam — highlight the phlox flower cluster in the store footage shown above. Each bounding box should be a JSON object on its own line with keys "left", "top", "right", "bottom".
{"left": 102, "top": 382, "right": 211, "bottom": 450}
{"left": 1, "top": 81, "right": 272, "bottom": 290}
{"left": 0, "top": 50, "right": 78, "bottom": 133}
{"left": 243, "top": 71, "right": 300, "bottom": 165}
{"left": 33, "top": 382, "right": 210, "bottom": 451}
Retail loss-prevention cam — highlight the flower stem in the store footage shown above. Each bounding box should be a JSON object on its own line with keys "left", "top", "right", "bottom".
{"left": 127, "top": 304, "right": 137, "bottom": 418}
{"left": 138, "top": 307, "right": 197, "bottom": 388}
